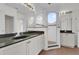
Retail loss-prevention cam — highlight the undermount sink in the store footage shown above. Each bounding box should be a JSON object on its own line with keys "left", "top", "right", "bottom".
{"left": 0, "top": 33, "right": 17, "bottom": 38}
{"left": 13, "top": 35, "right": 28, "bottom": 40}
{"left": 0, "top": 33, "right": 17, "bottom": 43}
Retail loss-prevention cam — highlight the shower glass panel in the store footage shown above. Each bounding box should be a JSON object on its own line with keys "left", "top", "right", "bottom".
{"left": 48, "top": 13, "right": 57, "bottom": 46}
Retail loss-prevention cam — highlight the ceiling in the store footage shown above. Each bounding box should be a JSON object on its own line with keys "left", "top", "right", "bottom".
{"left": 5, "top": 3, "right": 30, "bottom": 14}
{"left": 33, "top": 3, "right": 79, "bottom": 12}
{"left": 5, "top": 3, "right": 79, "bottom": 14}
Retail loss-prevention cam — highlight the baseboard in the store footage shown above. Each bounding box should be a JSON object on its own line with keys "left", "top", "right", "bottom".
{"left": 61, "top": 45, "right": 75, "bottom": 48}
{"left": 47, "top": 46, "right": 60, "bottom": 50}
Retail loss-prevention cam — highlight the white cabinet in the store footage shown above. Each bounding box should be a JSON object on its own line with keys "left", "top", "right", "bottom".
{"left": 0, "top": 34, "right": 44, "bottom": 55}
{"left": 61, "top": 33, "right": 75, "bottom": 48}
{"left": 0, "top": 40, "right": 27, "bottom": 55}
{"left": 26, "top": 39, "right": 36, "bottom": 55}
{"left": 27, "top": 35, "right": 44, "bottom": 55}
{"left": 0, "top": 48, "right": 4, "bottom": 55}
{"left": 27, "top": 28, "right": 48, "bottom": 50}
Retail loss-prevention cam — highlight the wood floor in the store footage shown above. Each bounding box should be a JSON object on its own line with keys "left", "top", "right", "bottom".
{"left": 39, "top": 47, "right": 79, "bottom": 55}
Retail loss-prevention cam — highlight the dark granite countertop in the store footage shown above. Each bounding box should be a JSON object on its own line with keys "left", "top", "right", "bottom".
{"left": 60, "top": 30, "right": 75, "bottom": 34}
{"left": 0, "top": 31, "right": 44, "bottom": 49}
{"left": 0, "top": 33, "right": 17, "bottom": 38}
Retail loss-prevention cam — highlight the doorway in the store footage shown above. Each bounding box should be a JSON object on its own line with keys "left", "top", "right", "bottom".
{"left": 47, "top": 12, "right": 58, "bottom": 48}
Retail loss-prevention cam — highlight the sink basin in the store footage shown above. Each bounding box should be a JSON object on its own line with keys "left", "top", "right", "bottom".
{"left": 0, "top": 33, "right": 17, "bottom": 38}
{"left": 0, "top": 33, "right": 17, "bottom": 43}
{"left": 13, "top": 35, "right": 28, "bottom": 40}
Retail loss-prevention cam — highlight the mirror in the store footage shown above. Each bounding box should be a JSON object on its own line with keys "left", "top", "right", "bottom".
{"left": 5, "top": 15, "right": 14, "bottom": 33}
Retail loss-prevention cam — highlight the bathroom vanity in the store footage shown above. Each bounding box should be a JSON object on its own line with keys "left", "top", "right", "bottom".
{"left": 0, "top": 31, "right": 44, "bottom": 55}
{"left": 60, "top": 30, "right": 76, "bottom": 48}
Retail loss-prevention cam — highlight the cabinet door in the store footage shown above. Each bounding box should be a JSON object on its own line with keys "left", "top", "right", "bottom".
{"left": 2, "top": 41, "right": 27, "bottom": 55}
{"left": 61, "top": 33, "right": 67, "bottom": 45}
{"left": 0, "top": 35, "right": 44, "bottom": 55}
{"left": 39, "top": 35, "right": 45, "bottom": 49}
{"left": 61, "top": 34, "right": 68, "bottom": 46}
{"left": 0, "top": 48, "right": 5, "bottom": 55}
{"left": 26, "top": 39, "right": 37, "bottom": 55}
{"left": 61, "top": 33, "right": 75, "bottom": 48}
{"left": 27, "top": 35, "right": 44, "bottom": 55}
{"left": 66, "top": 34, "right": 75, "bottom": 47}
{"left": 35, "top": 35, "right": 44, "bottom": 53}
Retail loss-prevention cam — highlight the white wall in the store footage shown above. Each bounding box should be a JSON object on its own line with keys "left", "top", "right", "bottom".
{"left": 0, "top": 10, "right": 5, "bottom": 34}
{"left": 17, "top": 12, "right": 28, "bottom": 32}
{"left": 73, "top": 10, "right": 79, "bottom": 32}
{"left": 27, "top": 7, "right": 48, "bottom": 28}
{"left": 23, "top": 15, "right": 28, "bottom": 31}
{"left": 72, "top": 10, "right": 79, "bottom": 46}
{"left": 35, "top": 10, "right": 48, "bottom": 27}
{"left": 0, "top": 4, "right": 28, "bottom": 34}
{"left": 0, "top": 4, "right": 17, "bottom": 34}
{"left": 27, "top": 11, "right": 35, "bottom": 27}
